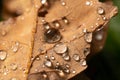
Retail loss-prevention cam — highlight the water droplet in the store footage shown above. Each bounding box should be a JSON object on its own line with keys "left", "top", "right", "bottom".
{"left": 95, "top": 32, "right": 103, "bottom": 41}
{"left": 54, "top": 43, "right": 68, "bottom": 54}
{"left": 83, "top": 28, "right": 87, "bottom": 33}
{"left": 11, "top": 42, "right": 20, "bottom": 53}
{"left": 53, "top": 21, "right": 61, "bottom": 28}
{"left": 10, "top": 78, "right": 17, "bottom": 80}
{"left": 84, "top": 32, "right": 93, "bottom": 43}
{"left": 44, "top": 28, "right": 62, "bottom": 43}
{"left": 84, "top": 48, "right": 90, "bottom": 56}
{"left": 80, "top": 59, "right": 87, "bottom": 67}
{"left": 72, "top": 70, "right": 76, "bottom": 74}
{"left": 41, "top": 0, "right": 47, "bottom": 4}
{"left": 36, "top": 56, "right": 40, "bottom": 61}
{"left": 10, "top": 63, "right": 18, "bottom": 71}
{"left": 62, "top": 53, "right": 70, "bottom": 61}
{"left": 65, "top": 64, "right": 70, "bottom": 68}
{"left": 61, "top": 2, "right": 66, "bottom": 6}
{"left": 97, "top": 7, "right": 105, "bottom": 15}
{"left": 86, "top": 1, "right": 91, "bottom": 6}
{"left": 43, "top": 23, "right": 50, "bottom": 30}
{"left": 0, "top": 50, "right": 7, "bottom": 61}
{"left": 62, "top": 17, "right": 69, "bottom": 24}
{"left": 50, "top": 56, "right": 55, "bottom": 60}
{"left": 58, "top": 71, "right": 65, "bottom": 77}
{"left": 44, "top": 60, "right": 53, "bottom": 68}
{"left": 63, "top": 69, "right": 70, "bottom": 74}
{"left": 1, "top": 30, "right": 7, "bottom": 36}
{"left": 73, "top": 54, "right": 80, "bottom": 62}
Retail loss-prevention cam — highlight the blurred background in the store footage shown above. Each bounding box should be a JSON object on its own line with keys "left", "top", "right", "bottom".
{"left": 0, "top": 0, "right": 120, "bottom": 80}
{"left": 85, "top": 0, "right": 120, "bottom": 80}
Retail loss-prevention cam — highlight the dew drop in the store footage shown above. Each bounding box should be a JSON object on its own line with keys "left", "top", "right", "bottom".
{"left": 54, "top": 43, "right": 67, "bottom": 54}
{"left": 58, "top": 71, "right": 65, "bottom": 77}
{"left": 62, "top": 17, "right": 69, "bottom": 24}
{"left": 44, "top": 28, "right": 62, "bottom": 43}
{"left": 11, "top": 41, "right": 20, "bottom": 53}
{"left": 72, "top": 70, "right": 76, "bottom": 74}
{"left": 84, "top": 48, "right": 90, "bottom": 56}
{"left": 43, "top": 23, "right": 50, "bottom": 30}
{"left": 1, "top": 30, "right": 7, "bottom": 36}
{"left": 80, "top": 59, "right": 87, "bottom": 67}
{"left": 53, "top": 21, "right": 61, "bottom": 28}
{"left": 10, "top": 78, "right": 17, "bottom": 80}
{"left": 86, "top": 1, "right": 92, "bottom": 6}
{"left": 84, "top": 32, "right": 93, "bottom": 43}
{"left": 63, "top": 69, "right": 70, "bottom": 74}
{"left": 73, "top": 54, "right": 80, "bottom": 62}
{"left": 97, "top": 7, "right": 105, "bottom": 15}
{"left": 41, "top": 0, "right": 47, "bottom": 4}
{"left": 10, "top": 63, "right": 18, "bottom": 71}
{"left": 44, "top": 60, "right": 53, "bottom": 68}
{"left": 0, "top": 50, "right": 7, "bottom": 61}
{"left": 62, "top": 53, "right": 70, "bottom": 61}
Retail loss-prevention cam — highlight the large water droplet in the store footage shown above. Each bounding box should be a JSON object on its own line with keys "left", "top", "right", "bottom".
{"left": 84, "top": 32, "right": 93, "bottom": 43}
{"left": 0, "top": 50, "right": 7, "bottom": 61}
{"left": 54, "top": 43, "right": 68, "bottom": 54}
{"left": 44, "top": 28, "right": 62, "bottom": 43}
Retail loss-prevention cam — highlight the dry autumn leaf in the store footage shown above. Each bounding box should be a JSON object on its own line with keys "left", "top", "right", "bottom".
{"left": 0, "top": 0, "right": 118, "bottom": 80}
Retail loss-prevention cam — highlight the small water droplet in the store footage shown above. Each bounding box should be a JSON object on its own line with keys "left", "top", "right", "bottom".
{"left": 73, "top": 54, "right": 80, "bottom": 62}
{"left": 54, "top": 43, "right": 68, "bottom": 54}
{"left": 11, "top": 41, "right": 20, "bottom": 53}
{"left": 10, "top": 63, "right": 18, "bottom": 71}
{"left": 84, "top": 32, "right": 93, "bottom": 43}
{"left": 65, "top": 64, "right": 70, "bottom": 68}
{"left": 44, "top": 28, "right": 62, "bottom": 43}
{"left": 86, "top": 1, "right": 91, "bottom": 6}
{"left": 95, "top": 32, "right": 103, "bottom": 41}
{"left": 43, "top": 23, "right": 50, "bottom": 30}
{"left": 83, "top": 28, "right": 87, "bottom": 33}
{"left": 61, "top": 2, "right": 66, "bottom": 6}
{"left": 10, "top": 78, "right": 17, "bottom": 80}
{"left": 62, "top": 53, "right": 70, "bottom": 61}
{"left": 0, "top": 50, "right": 7, "bottom": 61}
{"left": 63, "top": 69, "right": 70, "bottom": 74}
{"left": 80, "top": 59, "right": 87, "bottom": 67}
{"left": 44, "top": 60, "right": 53, "bottom": 68}
{"left": 53, "top": 21, "right": 61, "bottom": 28}
{"left": 1, "top": 30, "right": 7, "bottom": 36}
{"left": 41, "top": 0, "right": 47, "bottom": 4}
{"left": 84, "top": 48, "right": 90, "bottom": 56}
{"left": 97, "top": 7, "right": 105, "bottom": 15}
{"left": 62, "top": 17, "right": 69, "bottom": 24}
{"left": 50, "top": 56, "right": 55, "bottom": 60}
{"left": 58, "top": 71, "right": 65, "bottom": 77}
{"left": 72, "top": 70, "right": 76, "bottom": 74}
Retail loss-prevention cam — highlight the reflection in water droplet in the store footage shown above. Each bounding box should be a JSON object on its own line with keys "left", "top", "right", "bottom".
{"left": 54, "top": 43, "right": 68, "bottom": 54}
{"left": 44, "top": 28, "right": 62, "bottom": 43}
{"left": 84, "top": 32, "right": 93, "bottom": 43}
{"left": 0, "top": 50, "right": 7, "bottom": 61}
